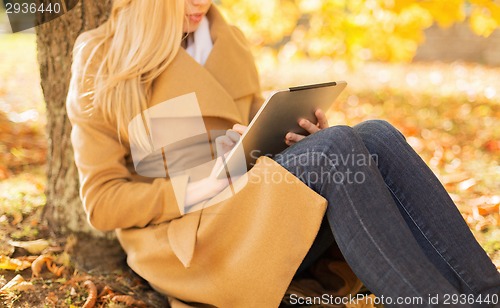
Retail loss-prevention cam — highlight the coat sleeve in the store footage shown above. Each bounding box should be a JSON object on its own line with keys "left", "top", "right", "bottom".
{"left": 66, "top": 34, "right": 189, "bottom": 232}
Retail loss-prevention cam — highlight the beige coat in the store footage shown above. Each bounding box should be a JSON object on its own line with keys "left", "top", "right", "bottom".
{"left": 67, "top": 6, "right": 329, "bottom": 307}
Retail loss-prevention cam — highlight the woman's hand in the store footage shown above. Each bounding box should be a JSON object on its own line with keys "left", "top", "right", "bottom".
{"left": 184, "top": 127, "right": 245, "bottom": 208}
{"left": 285, "top": 109, "right": 329, "bottom": 146}
{"left": 184, "top": 161, "right": 228, "bottom": 208}
{"left": 215, "top": 128, "right": 241, "bottom": 156}
{"left": 232, "top": 123, "right": 248, "bottom": 135}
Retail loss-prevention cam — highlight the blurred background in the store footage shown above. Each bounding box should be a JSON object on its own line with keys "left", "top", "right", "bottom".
{"left": 0, "top": 0, "right": 499, "bottom": 306}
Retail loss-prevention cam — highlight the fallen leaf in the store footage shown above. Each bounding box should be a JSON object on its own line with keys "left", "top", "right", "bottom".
{"left": 47, "top": 261, "right": 65, "bottom": 277}
{"left": 458, "top": 178, "right": 476, "bottom": 191}
{"left": 8, "top": 239, "right": 50, "bottom": 254}
{"left": 0, "top": 241, "right": 15, "bottom": 256}
{"left": 17, "top": 255, "right": 38, "bottom": 262}
{"left": 11, "top": 281, "right": 34, "bottom": 292}
{"left": 483, "top": 140, "right": 500, "bottom": 153}
{"left": 441, "top": 173, "right": 469, "bottom": 185}
{"left": 112, "top": 295, "right": 147, "bottom": 307}
{"left": 31, "top": 255, "right": 53, "bottom": 278}
{"left": 82, "top": 280, "right": 97, "bottom": 308}
{"left": 477, "top": 204, "right": 500, "bottom": 216}
{"left": 0, "top": 255, "right": 32, "bottom": 271}
{"left": 0, "top": 274, "right": 34, "bottom": 293}
{"left": 0, "top": 275, "right": 24, "bottom": 292}
{"left": 45, "top": 291, "right": 58, "bottom": 306}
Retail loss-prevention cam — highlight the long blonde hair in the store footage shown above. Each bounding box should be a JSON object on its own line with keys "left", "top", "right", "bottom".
{"left": 72, "top": 0, "right": 185, "bottom": 143}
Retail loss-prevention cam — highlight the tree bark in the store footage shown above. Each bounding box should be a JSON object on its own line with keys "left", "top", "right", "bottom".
{"left": 36, "top": 0, "right": 112, "bottom": 237}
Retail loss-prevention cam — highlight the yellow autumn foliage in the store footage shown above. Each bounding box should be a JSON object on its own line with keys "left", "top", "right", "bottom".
{"left": 217, "top": 0, "right": 500, "bottom": 63}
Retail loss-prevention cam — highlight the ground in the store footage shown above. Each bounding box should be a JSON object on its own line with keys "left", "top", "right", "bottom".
{"left": 0, "top": 34, "right": 499, "bottom": 307}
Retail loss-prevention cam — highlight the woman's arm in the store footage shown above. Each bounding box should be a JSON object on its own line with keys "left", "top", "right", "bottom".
{"left": 184, "top": 129, "right": 241, "bottom": 207}
{"left": 68, "top": 101, "right": 192, "bottom": 231}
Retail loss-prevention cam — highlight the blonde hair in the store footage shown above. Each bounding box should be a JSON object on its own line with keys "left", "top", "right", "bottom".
{"left": 71, "top": 0, "right": 185, "bottom": 143}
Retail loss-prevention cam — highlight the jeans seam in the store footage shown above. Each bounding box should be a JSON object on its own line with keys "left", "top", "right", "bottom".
{"left": 323, "top": 160, "right": 421, "bottom": 297}
{"left": 378, "top": 122, "right": 479, "bottom": 294}
{"left": 384, "top": 182, "right": 477, "bottom": 294}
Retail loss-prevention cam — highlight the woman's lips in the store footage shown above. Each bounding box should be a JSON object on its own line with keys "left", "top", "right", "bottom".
{"left": 188, "top": 13, "right": 203, "bottom": 23}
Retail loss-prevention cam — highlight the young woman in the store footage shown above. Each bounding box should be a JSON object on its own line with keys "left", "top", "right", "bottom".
{"left": 66, "top": 0, "right": 500, "bottom": 307}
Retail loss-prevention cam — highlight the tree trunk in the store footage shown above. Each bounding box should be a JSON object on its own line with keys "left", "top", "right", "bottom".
{"left": 36, "top": 0, "right": 112, "bottom": 237}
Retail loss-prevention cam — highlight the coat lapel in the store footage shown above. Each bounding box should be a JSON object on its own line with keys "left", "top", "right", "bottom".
{"left": 147, "top": 5, "right": 262, "bottom": 268}
{"left": 204, "top": 6, "right": 261, "bottom": 100}
{"left": 149, "top": 5, "right": 260, "bottom": 125}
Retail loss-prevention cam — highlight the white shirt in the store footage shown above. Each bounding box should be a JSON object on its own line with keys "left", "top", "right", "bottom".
{"left": 185, "top": 16, "right": 213, "bottom": 66}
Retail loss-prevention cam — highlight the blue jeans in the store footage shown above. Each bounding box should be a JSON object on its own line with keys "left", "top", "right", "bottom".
{"left": 273, "top": 120, "right": 500, "bottom": 308}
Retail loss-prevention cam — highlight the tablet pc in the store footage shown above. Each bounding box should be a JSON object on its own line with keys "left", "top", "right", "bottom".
{"left": 216, "top": 81, "right": 347, "bottom": 179}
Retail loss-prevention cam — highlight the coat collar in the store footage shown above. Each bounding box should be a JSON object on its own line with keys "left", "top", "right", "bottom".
{"left": 149, "top": 5, "right": 260, "bottom": 125}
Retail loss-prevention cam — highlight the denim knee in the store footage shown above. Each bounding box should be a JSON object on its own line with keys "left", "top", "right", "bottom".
{"left": 353, "top": 120, "right": 406, "bottom": 142}
{"left": 352, "top": 120, "right": 408, "bottom": 161}
{"left": 312, "top": 125, "right": 361, "bottom": 153}
{"left": 279, "top": 125, "right": 373, "bottom": 165}
{"left": 316, "top": 125, "right": 356, "bottom": 141}
{"left": 279, "top": 125, "right": 361, "bottom": 162}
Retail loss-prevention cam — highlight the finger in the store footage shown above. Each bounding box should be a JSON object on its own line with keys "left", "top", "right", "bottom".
{"left": 232, "top": 124, "right": 247, "bottom": 135}
{"left": 299, "top": 118, "right": 320, "bottom": 134}
{"left": 226, "top": 129, "right": 241, "bottom": 143}
{"left": 285, "top": 132, "right": 306, "bottom": 144}
{"left": 285, "top": 138, "right": 295, "bottom": 146}
{"left": 315, "top": 109, "right": 329, "bottom": 129}
{"left": 217, "top": 135, "right": 235, "bottom": 147}
{"left": 215, "top": 135, "right": 234, "bottom": 156}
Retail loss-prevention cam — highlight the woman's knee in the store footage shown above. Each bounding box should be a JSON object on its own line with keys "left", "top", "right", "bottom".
{"left": 277, "top": 125, "right": 358, "bottom": 163}
{"left": 354, "top": 120, "right": 406, "bottom": 142}
{"left": 315, "top": 125, "right": 361, "bottom": 148}
{"left": 318, "top": 125, "right": 356, "bottom": 141}
{"left": 305, "top": 125, "right": 369, "bottom": 157}
{"left": 353, "top": 120, "right": 407, "bottom": 157}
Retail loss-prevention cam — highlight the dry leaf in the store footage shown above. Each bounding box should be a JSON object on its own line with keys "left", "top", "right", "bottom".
{"left": 17, "top": 255, "right": 38, "bottom": 262}
{"left": 8, "top": 281, "right": 34, "bottom": 293}
{"left": 0, "top": 275, "right": 24, "bottom": 292}
{"left": 47, "top": 261, "right": 65, "bottom": 277}
{"left": 0, "top": 274, "right": 34, "bottom": 293}
{"left": 45, "top": 291, "right": 59, "bottom": 306}
{"left": 477, "top": 204, "right": 499, "bottom": 216}
{"left": 112, "top": 295, "right": 147, "bottom": 307}
{"left": 0, "top": 255, "right": 32, "bottom": 271}
{"left": 0, "top": 241, "right": 15, "bottom": 256}
{"left": 31, "top": 255, "right": 53, "bottom": 278}
{"left": 9, "top": 239, "right": 50, "bottom": 254}
{"left": 82, "top": 280, "right": 97, "bottom": 308}
{"left": 458, "top": 178, "right": 476, "bottom": 191}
